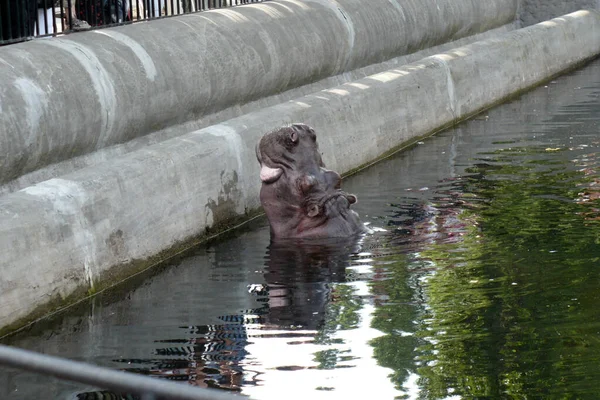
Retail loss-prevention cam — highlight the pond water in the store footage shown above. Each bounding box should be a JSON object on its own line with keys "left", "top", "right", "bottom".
{"left": 1, "top": 58, "right": 599, "bottom": 399}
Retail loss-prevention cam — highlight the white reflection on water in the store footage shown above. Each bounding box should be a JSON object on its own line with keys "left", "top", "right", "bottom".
{"left": 242, "top": 301, "right": 403, "bottom": 399}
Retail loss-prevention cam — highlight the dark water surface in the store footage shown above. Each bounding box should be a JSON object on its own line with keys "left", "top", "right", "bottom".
{"left": 2, "top": 58, "right": 600, "bottom": 399}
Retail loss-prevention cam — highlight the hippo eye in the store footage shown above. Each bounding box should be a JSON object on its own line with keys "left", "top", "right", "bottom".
{"left": 289, "top": 130, "right": 298, "bottom": 144}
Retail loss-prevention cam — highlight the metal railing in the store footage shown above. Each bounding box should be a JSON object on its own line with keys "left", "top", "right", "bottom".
{"left": 0, "top": 344, "right": 245, "bottom": 400}
{"left": 0, "top": 0, "right": 268, "bottom": 46}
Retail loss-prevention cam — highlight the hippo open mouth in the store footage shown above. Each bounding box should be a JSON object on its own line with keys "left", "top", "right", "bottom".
{"left": 256, "top": 147, "right": 284, "bottom": 184}
{"left": 257, "top": 123, "right": 366, "bottom": 239}
{"left": 259, "top": 164, "right": 284, "bottom": 184}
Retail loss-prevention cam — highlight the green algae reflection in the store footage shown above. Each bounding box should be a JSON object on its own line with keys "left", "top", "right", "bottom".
{"left": 369, "top": 145, "right": 600, "bottom": 399}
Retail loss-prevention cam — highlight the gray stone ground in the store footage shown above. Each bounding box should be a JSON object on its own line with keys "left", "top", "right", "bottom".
{"left": 519, "top": 0, "right": 600, "bottom": 26}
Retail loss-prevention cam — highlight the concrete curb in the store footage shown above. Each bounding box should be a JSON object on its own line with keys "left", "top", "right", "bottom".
{"left": 1, "top": 10, "right": 599, "bottom": 335}
{"left": 0, "top": 0, "right": 517, "bottom": 185}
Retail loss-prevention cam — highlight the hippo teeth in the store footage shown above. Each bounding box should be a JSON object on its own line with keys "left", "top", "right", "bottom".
{"left": 260, "top": 165, "right": 284, "bottom": 183}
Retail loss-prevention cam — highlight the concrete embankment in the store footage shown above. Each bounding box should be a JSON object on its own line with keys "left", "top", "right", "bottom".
{"left": 1, "top": 6, "right": 599, "bottom": 335}
{"left": 0, "top": 0, "right": 517, "bottom": 187}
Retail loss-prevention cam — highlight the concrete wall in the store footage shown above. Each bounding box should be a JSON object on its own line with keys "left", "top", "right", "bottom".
{"left": 518, "top": 0, "right": 600, "bottom": 26}
{"left": 0, "top": 0, "right": 518, "bottom": 186}
{"left": 1, "top": 9, "right": 599, "bottom": 336}
{"left": 0, "top": 22, "right": 517, "bottom": 196}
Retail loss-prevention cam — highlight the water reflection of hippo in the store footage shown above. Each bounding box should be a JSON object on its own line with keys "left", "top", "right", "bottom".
{"left": 256, "top": 123, "right": 367, "bottom": 239}
{"left": 262, "top": 237, "right": 359, "bottom": 329}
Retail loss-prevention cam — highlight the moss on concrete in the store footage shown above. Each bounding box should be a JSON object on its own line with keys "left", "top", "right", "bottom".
{"left": 0, "top": 206, "right": 266, "bottom": 339}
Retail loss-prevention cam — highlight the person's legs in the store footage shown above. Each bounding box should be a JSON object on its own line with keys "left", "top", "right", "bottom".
{"left": 62, "top": 0, "right": 90, "bottom": 30}
{"left": 103, "top": 0, "right": 130, "bottom": 24}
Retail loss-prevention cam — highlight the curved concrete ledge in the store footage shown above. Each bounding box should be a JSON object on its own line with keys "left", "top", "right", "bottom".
{"left": 0, "top": 0, "right": 517, "bottom": 184}
{"left": 1, "top": 10, "right": 599, "bottom": 335}
{"left": 0, "top": 22, "right": 517, "bottom": 196}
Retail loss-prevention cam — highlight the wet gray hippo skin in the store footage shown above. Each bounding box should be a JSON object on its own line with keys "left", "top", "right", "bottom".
{"left": 256, "top": 123, "right": 367, "bottom": 239}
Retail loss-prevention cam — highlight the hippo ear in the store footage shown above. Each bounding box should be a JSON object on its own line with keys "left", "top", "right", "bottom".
{"left": 322, "top": 169, "right": 341, "bottom": 190}
{"left": 289, "top": 129, "right": 298, "bottom": 144}
{"left": 346, "top": 194, "right": 357, "bottom": 204}
{"left": 307, "top": 204, "right": 320, "bottom": 218}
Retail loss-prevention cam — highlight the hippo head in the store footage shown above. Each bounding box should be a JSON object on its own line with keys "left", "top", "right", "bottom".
{"left": 256, "top": 123, "right": 366, "bottom": 239}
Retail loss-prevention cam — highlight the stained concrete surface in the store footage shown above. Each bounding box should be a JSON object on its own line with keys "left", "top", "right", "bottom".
{"left": 519, "top": 0, "right": 600, "bottom": 26}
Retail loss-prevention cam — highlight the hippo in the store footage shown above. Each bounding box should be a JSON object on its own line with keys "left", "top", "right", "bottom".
{"left": 256, "top": 123, "right": 367, "bottom": 239}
